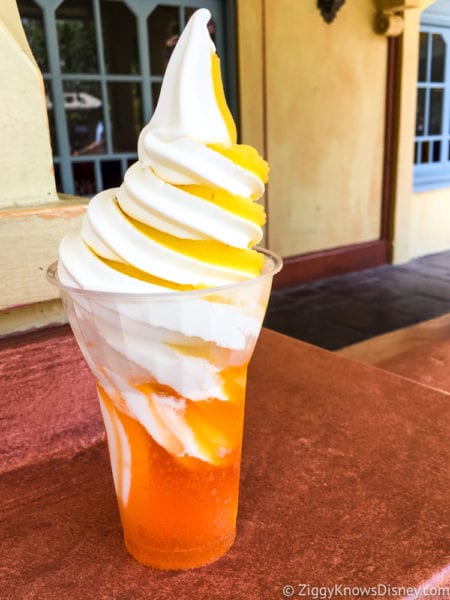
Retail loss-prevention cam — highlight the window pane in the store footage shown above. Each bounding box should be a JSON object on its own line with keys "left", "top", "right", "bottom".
{"left": 432, "top": 141, "right": 441, "bottom": 162}
{"left": 101, "top": 160, "right": 123, "bottom": 189}
{"left": 44, "top": 82, "right": 59, "bottom": 156}
{"left": 152, "top": 81, "right": 162, "bottom": 109}
{"left": 428, "top": 88, "right": 443, "bottom": 135}
{"left": 63, "top": 81, "right": 104, "bottom": 156}
{"left": 107, "top": 82, "right": 142, "bottom": 152}
{"left": 54, "top": 163, "right": 62, "bottom": 193}
{"left": 421, "top": 141, "right": 430, "bottom": 163}
{"left": 101, "top": 0, "right": 139, "bottom": 74}
{"left": 148, "top": 6, "right": 180, "bottom": 76}
{"left": 418, "top": 32, "right": 428, "bottom": 82}
{"left": 416, "top": 88, "right": 425, "bottom": 136}
{"left": 185, "top": 7, "right": 197, "bottom": 21}
{"left": 431, "top": 34, "right": 445, "bottom": 83}
{"left": 72, "top": 161, "right": 96, "bottom": 196}
{"left": 56, "top": 0, "right": 98, "bottom": 73}
{"left": 18, "top": 0, "right": 49, "bottom": 73}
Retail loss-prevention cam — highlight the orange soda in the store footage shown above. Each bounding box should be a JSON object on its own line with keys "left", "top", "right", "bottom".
{"left": 97, "top": 363, "right": 247, "bottom": 570}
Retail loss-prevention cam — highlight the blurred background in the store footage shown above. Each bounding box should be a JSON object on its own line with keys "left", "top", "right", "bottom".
{"left": 1, "top": 0, "right": 449, "bottom": 340}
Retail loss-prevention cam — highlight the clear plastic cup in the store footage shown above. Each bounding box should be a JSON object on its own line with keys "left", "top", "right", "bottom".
{"left": 47, "top": 249, "right": 282, "bottom": 570}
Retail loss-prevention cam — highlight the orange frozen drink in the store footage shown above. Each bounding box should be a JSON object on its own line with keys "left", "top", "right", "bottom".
{"left": 49, "top": 8, "right": 281, "bottom": 569}
{"left": 98, "top": 363, "right": 247, "bottom": 569}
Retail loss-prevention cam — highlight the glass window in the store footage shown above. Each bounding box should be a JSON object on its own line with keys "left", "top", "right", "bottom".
{"left": 429, "top": 87, "right": 444, "bottom": 135}
{"left": 44, "top": 82, "right": 59, "bottom": 156}
{"left": 17, "top": 0, "right": 234, "bottom": 197}
{"left": 20, "top": 0, "right": 48, "bottom": 73}
{"left": 101, "top": 160, "right": 123, "bottom": 189}
{"left": 148, "top": 5, "right": 180, "bottom": 76}
{"left": 63, "top": 80, "right": 104, "bottom": 156}
{"left": 413, "top": 7, "right": 450, "bottom": 191}
{"left": 431, "top": 33, "right": 446, "bottom": 82}
{"left": 418, "top": 32, "right": 428, "bottom": 82}
{"left": 72, "top": 161, "right": 96, "bottom": 196}
{"left": 56, "top": 0, "right": 98, "bottom": 74}
{"left": 107, "top": 81, "right": 142, "bottom": 153}
{"left": 101, "top": 0, "right": 139, "bottom": 75}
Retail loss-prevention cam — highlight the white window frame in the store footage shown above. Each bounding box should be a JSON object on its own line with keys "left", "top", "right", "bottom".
{"left": 414, "top": 0, "right": 450, "bottom": 192}
{"left": 19, "top": 0, "right": 234, "bottom": 196}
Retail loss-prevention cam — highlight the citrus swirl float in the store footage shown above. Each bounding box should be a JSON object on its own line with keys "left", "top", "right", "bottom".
{"left": 56, "top": 9, "right": 278, "bottom": 538}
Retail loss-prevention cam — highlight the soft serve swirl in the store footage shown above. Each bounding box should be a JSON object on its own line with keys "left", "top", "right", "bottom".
{"left": 59, "top": 8, "right": 268, "bottom": 292}
{"left": 57, "top": 10, "right": 274, "bottom": 480}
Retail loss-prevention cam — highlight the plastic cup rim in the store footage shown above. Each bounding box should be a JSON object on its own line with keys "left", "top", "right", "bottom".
{"left": 47, "top": 246, "right": 283, "bottom": 302}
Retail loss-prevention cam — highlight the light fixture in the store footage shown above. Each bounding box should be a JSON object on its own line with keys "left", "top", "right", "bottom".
{"left": 317, "top": 0, "right": 345, "bottom": 24}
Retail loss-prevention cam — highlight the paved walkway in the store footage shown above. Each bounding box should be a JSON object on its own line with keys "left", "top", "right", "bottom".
{"left": 264, "top": 250, "right": 450, "bottom": 350}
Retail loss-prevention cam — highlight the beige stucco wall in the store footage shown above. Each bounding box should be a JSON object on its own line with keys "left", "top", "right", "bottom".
{"left": 408, "top": 188, "right": 450, "bottom": 256}
{"left": 0, "top": 1, "right": 83, "bottom": 334}
{"left": 239, "top": 0, "right": 387, "bottom": 258}
{"left": 0, "top": 0, "right": 57, "bottom": 208}
{"left": 236, "top": 1, "right": 265, "bottom": 158}
{"left": 238, "top": 0, "right": 450, "bottom": 262}
{"left": 391, "top": 2, "right": 450, "bottom": 263}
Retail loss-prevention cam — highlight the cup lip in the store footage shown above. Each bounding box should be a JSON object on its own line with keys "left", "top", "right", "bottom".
{"left": 47, "top": 247, "right": 283, "bottom": 302}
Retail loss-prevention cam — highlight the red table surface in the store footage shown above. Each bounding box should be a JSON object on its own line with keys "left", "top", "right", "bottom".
{"left": 1, "top": 328, "right": 449, "bottom": 599}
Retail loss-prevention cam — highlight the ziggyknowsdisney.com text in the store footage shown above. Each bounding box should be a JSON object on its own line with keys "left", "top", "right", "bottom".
{"left": 281, "top": 583, "right": 450, "bottom": 599}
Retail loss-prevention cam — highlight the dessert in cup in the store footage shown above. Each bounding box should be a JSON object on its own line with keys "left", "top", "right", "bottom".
{"left": 48, "top": 8, "right": 282, "bottom": 570}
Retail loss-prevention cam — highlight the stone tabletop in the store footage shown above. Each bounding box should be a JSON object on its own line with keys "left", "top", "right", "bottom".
{"left": 1, "top": 328, "right": 449, "bottom": 599}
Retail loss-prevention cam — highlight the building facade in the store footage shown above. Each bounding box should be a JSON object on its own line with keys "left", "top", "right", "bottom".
{"left": 237, "top": 0, "right": 450, "bottom": 282}
{"left": 0, "top": 0, "right": 449, "bottom": 332}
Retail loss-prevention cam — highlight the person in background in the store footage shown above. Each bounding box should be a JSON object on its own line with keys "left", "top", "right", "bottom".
{"left": 72, "top": 117, "right": 104, "bottom": 156}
